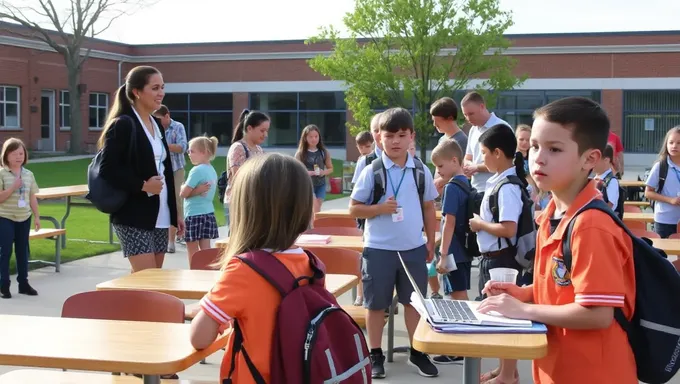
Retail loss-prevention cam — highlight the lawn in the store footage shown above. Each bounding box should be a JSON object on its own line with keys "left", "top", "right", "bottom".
{"left": 16, "top": 156, "right": 349, "bottom": 272}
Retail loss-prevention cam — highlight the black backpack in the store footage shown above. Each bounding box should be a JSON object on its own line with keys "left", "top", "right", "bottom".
{"left": 356, "top": 151, "right": 379, "bottom": 230}
{"left": 217, "top": 142, "right": 250, "bottom": 203}
{"left": 599, "top": 172, "right": 625, "bottom": 220}
{"left": 649, "top": 160, "right": 670, "bottom": 209}
{"left": 562, "top": 199, "right": 680, "bottom": 384}
{"left": 447, "top": 177, "right": 482, "bottom": 257}
{"left": 488, "top": 175, "right": 537, "bottom": 269}
{"left": 367, "top": 156, "right": 425, "bottom": 214}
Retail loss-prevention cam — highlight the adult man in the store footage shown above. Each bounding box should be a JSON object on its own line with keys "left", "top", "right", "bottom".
{"left": 460, "top": 92, "right": 511, "bottom": 191}
{"left": 154, "top": 105, "right": 188, "bottom": 253}
{"left": 430, "top": 97, "right": 468, "bottom": 194}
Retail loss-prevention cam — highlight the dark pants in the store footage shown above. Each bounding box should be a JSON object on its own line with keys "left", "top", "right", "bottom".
{"left": 0, "top": 217, "right": 31, "bottom": 285}
{"left": 478, "top": 250, "right": 522, "bottom": 300}
{"left": 654, "top": 222, "right": 676, "bottom": 239}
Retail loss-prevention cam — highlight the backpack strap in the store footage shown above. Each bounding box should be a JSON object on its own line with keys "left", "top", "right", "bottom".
{"left": 224, "top": 320, "right": 266, "bottom": 384}
{"left": 488, "top": 175, "right": 525, "bottom": 249}
{"left": 658, "top": 159, "right": 669, "bottom": 193}
{"left": 560, "top": 199, "right": 631, "bottom": 334}
{"left": 365, "top": 151, "right": 377, "bottom": 166}
{"left": 412, "top": 157, "right": 426, "bottom": 221}
{"left": 449, "top": 178, "right": 471, "bottom": 195}
{"left": 240, "top": 141, "right": 250, "bottom": 159}
{"left": 370, "top": 158, "right": 388, "bottom": 205}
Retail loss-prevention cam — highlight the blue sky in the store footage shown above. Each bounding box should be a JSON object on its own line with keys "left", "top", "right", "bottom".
{"left": 30, "top": 0, "right": 680, "bottom": 44}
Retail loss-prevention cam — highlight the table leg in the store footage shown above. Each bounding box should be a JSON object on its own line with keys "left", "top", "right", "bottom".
{"left": 143, "top": 375, "right": 161, "bottom": 384}
{"left": 463, "top": 357, "right": 481, "bottom": 384}
{"left": 109, "top": 217, "right": 114, "bottom": 244}
{"left": 59, "top": 196, "right": 73, "bottom": 249}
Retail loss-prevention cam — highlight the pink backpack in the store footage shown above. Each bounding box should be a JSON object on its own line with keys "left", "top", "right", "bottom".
{"left": 222, "top": 249, "right": 371, "bottom": 384}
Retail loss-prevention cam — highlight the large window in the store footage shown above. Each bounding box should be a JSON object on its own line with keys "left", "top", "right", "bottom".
{"left": 60, "top": 90, "right": 70, "bottom": 130}
{"left": 250, "top": 92, "right": 347, "bottom": 146}
{"left": 623, "top": 91, "right": 680, "bottom": 153}
{"left": 89, "top": 93, "right": 108, "bottom": 130}
{"left": 162, "top": 93, "right": 233, "bottom": 145}
{"left": 0, "top": 86, "right": 20, "bottom": 129}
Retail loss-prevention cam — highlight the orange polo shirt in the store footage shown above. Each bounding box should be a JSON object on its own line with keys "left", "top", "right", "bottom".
{"left": 200, "top": 248, "right": 313, "bottom": 384}
{"left": 532, "top": 180, "right": 636, "bottom": 384}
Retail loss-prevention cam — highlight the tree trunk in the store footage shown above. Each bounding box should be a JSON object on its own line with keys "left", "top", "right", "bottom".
{"left": 67, "top": 64, "right": 83, "bottom": 154}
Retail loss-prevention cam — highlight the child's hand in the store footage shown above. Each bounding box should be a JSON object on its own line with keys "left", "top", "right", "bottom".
{"left": 194, "top": 182, "right": 211, "bottom": 196}
{"left": 11, "top": 176, "right": 21, "bottom": 191}
{"left": 435, "top": 257, "right": 446, "bottom": 274}
{"left": 177, "top": 219, "right": 185, "bottom": 236}
{"left": 469, "top": 213, "right": 483, "bottom": 232}
{"left": 671, "top": 197, "right": 680, "bottom": 206}
{"left": 477, "top": 293, "right": 529, "bottom": 320}
{"left": 34, "top": 219, "right": 41, "bottom": 231}
{"left": 482, "top": 281, "right": 531, "bottom": 302}
{"left": 380, "top": 197, "right": 398, "bottom": 215}
{"left": 463, "top": 164, "right": 477, "bottom": 177}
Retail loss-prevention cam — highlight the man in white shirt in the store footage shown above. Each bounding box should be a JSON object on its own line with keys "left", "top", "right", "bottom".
{"left": 461, "top": 92, "right": 512, "bottom": 191}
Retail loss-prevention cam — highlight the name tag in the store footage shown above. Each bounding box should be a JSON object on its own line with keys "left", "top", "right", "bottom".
{"left": 392, "top": 207, "right": 404, "bottom": 222}
{"left": 17, "top": 199, "right": 27, "bottom": 208}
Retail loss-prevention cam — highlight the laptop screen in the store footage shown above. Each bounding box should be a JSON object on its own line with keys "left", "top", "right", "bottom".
{"left": 397, "top": 251, "right": 428, "bottom": 305}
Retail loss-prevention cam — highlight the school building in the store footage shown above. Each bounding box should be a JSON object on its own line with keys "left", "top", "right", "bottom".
{"left": 0, "top": 21, "right": 679, "bottom": 165}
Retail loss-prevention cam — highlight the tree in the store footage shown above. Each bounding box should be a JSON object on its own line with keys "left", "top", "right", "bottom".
{"left": 0, "top": 0, "right": 145, "bottom": 153}
{"left": 307, "top": 0, "right": 525, "bottom": 159}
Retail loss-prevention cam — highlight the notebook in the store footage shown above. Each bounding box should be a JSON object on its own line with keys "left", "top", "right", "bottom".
{"left": 297, "top": 234, "right": 332, "bottom": 244}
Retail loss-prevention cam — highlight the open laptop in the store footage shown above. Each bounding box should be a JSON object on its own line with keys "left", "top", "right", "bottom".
{"left": 397, "top": 252, "right": 533, "bottom": 328}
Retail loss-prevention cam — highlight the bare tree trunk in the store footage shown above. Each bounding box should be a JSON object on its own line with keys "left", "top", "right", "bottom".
{"left": 66, "top": 57, "right": 82, "bottom": 154}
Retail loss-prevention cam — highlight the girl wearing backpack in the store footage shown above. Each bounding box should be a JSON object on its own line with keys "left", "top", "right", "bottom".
{"left": 295, "top": 124, "right": 333, "bottom": 214}
{"left": 468, "top": 124, "right": 526, "bottom": 384}
{"left": 645, "top": 126, "right": 680, "bottom": 238}
{"left": 224, "top": 109, "right": 269, "bottom": 235}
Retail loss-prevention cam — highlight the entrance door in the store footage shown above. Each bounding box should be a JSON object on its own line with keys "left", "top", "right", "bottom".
{"left": 40, "top": 90, "right": 55, "bottom": 151}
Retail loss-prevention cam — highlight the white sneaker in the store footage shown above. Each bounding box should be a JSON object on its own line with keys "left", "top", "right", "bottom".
{"left": 167, "top": 243, "right": 176, "bottom": 253}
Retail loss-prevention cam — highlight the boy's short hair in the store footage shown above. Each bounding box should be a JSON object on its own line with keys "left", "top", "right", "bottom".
{"left": 379, "top": 107, "right": 414, "bottom": 133}
{"left": 154, "top": 105, "right": 169, "bottom": 116}
{"left": 602, "top": 144, "right": 614, "bottom": 162}
{"left": 461, "top": 91, "right": 485, "bottom": 105}
{"left": 355, "top": 131, "right": 373, "bottom": 146}
{"left": 430, "top": 97, "right": 458, "bottom": 120}
{"left": 534, "top": 96, "right": 610, "bottom": 154}
{"left": 431, "top": 138, "right": 463, "bottom": 164}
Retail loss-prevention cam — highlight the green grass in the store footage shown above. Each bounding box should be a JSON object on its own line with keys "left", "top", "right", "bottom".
{"left": 16, "top": 156, "right": 349, "bottom": 272}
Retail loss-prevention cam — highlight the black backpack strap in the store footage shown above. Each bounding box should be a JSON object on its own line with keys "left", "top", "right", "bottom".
{"left": 449, "top": 178, "right": 471, "bottom": 195}
{"left": 658, "top": 159, "right": 669, "bottom": 193}
{"left": 365, "top": 151, "right": 377, "bottom": 166}
{"left": 412, "top": 157, "right": 426, "bottom": 219}
{"left": 223, "top": 320, "right": 266, "bottom": 384}
{"left": 560, "top": 199, "right": 631, "bottom": 333}
{"left": 370, "top": 158, "right": 387, "bottom": 205}
{"left": 240, "top": 141, "right": 250, "bottom": 159}
{"left": 488, "top": 176, "right": 525, "bottom": 249}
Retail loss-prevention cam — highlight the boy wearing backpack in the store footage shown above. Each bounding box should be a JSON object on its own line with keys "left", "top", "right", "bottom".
{"left": 479, "top": 97, "right": 638, "bottom": 384}
{"left": 350, "top": 108, "right": 439, "bottom": 379}
{"left": 352, "top": 113, "right": 383, "bottom": 184}
{"left": 594, "top": 145, "right": 624, "bottom": 219}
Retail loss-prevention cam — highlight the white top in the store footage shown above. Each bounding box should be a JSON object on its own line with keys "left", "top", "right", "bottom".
{"left": 465, "top": 113, "right": 511, "bottom": 190}
{"left": 132, "top": 108, "right": 171, "bottom": 229}
{"left": 595, "top": 169, "right": 619, "bottom": 211}
{"left": 477, "top": 167, "right": 522, "bottom": 253}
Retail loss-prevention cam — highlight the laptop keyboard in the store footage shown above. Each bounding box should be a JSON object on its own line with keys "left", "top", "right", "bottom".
{"left": 432, "top": 299, "right": 478, "bottom": 322}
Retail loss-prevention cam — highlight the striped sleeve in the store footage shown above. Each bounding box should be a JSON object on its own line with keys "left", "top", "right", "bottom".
{"left": 200, "top": 296, "right": 232, "bottom": 324}
{"left": 575, "top": 293, "right": 625, "bottom": 307}
{"left": 198, "top": 257, "right": 249, "bottom": 324}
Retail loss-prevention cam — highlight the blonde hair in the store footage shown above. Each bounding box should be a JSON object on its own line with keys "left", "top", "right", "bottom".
{"left": 431, "top": 138, "right": 463, "bottom": 164}
{"left": 658, "top": 126, "right": 680, "bottom": 163}
{"left": 1, "top": 138, "right": 28, "bottom": 167}
{"left": 370, "top": 113, "right": 382, "bottom": 133}
{"left": 219, "top": 153, "right": 314, "bottom": 267}
{"left": 515, "top": 124, "right": 531, "bottom": 135}
{"left": 189, "top": 136, "right": 219, "bottom": 160}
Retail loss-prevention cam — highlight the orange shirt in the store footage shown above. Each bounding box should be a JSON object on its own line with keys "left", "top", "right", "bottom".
{"left": 532, "top": 180, "right": 636, "bottom": 384}
{"left": 200, "top": 248, "right": 313, "bottom": 384}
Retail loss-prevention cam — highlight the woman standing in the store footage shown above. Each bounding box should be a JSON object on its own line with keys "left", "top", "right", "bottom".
{"left": 98, "top": 65, "right": 184, "bottom": 272}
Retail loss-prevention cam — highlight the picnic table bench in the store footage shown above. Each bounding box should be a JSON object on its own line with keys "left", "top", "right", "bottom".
{"left": 28, "top": 228, "right": 66, "bottom": 272}
{"left": 0, "top": 370, "right": 214, "bottom": 383}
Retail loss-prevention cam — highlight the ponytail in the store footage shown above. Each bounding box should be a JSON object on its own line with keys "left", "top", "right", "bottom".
{"left": 97, "top": 84, "right": 131, "bottom": 150}
{"left": 513, "top": 151, "right": 529, "bottom": 188}
{"left": 231, "top": 109, "right": 270, "bottom": 144}
{"left": 208, "top": 136, "right": 219, "bottom": 158}
{"left": 231, "top": 109, "right": 250, "bottom": 144}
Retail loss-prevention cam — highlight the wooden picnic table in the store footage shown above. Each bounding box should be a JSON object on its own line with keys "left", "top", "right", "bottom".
{"left": 0, "top": 314, "right": 227, "bottom": 384}
{"left": 623, "top": 212, "right": 654, "bottom": 223}
{"left": 96, "top": 268, "right": 359, "bottom": 300}
{"left": 315, "top": 208, "right": 444, "bottom": 221}
{"left": 35, "top": 184, "right": 115, "bottom": 248}
{"left": 412, "top": 320, "right": 547, "bottom": 384}
{"left": 619, "top": 180, "right": 646, "bottom": 188}
{"left": 652, "top": 238, "right": 680, "bottom": 254}
{"left": 624, "top": 201, "right": 650, "bottom": 207}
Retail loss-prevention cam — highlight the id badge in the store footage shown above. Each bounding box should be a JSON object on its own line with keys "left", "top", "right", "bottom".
{"left": 17, "top": 199, "right": 27, "bottom": 208}
{"left": 392, "top": 206, "right": 404, "bottom": 222}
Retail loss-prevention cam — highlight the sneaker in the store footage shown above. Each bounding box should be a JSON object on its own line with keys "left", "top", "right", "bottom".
{"left": 408, "top": 349, "right": 439, "bottom": 377}
{"left": 18, "top": 282, "right": 38, "bottom": 296}
{"left": 430, "top": 292, "right": 443, "bottom": 300}
{"left": 432, "top": 355, "right": 463, "bottom": 364}
{"left": 167, "top": 242, "right": 176, "bottom": 253}
{"left": 370, "top": 351, "right": 386, "bottom": 379}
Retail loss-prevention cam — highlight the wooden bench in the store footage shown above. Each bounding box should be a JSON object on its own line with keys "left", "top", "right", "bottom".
{"left": 0, "top": 369, "right": 216, "bottom": 383}
{"left": 28, "top": 228, "right": 66, "bottom": 272}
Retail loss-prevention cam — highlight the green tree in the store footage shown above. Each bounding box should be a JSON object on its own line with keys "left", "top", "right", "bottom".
{"left": 307, "top": 0, "right": 525, "bottom": 159}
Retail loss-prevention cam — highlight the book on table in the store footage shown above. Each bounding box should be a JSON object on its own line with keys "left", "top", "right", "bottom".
{"left": 297, "top": 234, "right": 332, "bottom": 244}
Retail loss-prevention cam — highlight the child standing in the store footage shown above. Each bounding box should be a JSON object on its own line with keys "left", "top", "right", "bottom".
{"left": 355, "top": 131, "right": 374, "bottom": 157}
{"left": 515, "top": 124, "right": 531, "bottom": 175}
{"left": 181, "top": 136, "right": 219, "bottom": 262}
{"left": 645, "top": 126, "right": 680, "bottom": 238}
{"left": 480, "top": 97, "right": 636, "bottom": 384}
{"left": 0, "top": 138, "right": 39, "bottom": 298}
{"left": 468, "top": 124, "right": 526, "bottom": 384}
{"left": 295, "top": 124, "right": 333, "bottom": 214}
{"left": 190, "top": 153, "right": 317, "bottom": 383}
{"left": 594, "top": 145, "right": 620, "bottom": 212}
{"left": 350, "top": 108, "right": 439, "bottom": 379}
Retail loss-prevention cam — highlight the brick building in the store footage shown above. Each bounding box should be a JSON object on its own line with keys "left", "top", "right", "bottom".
{"left": 0, "top": 23, "right": 679, "bottom": 164}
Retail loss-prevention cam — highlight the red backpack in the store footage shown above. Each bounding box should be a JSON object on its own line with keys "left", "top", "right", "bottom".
{"left": 223, "top": 249, "right": 371, "bottom": 384}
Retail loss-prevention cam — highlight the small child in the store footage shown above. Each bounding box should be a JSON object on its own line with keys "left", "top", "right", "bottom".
{"left": 355, "top": 131, "right": 374, "bottom": 156}
{"left": 180, "top": 136, "right": 219, "bottom": 262}
{"left": 352, "top": 113, "right": 383, "bottom": 184}
{"left": 295, "top": 124, "right": 333, "bottom": 214}
{"left": 594, "top": 145, "right": 620, "bottom": 212}
{"left": 480, "top": 97, "right": 636, "bottom": 384}
{"left": 190, "top": 153, "right": 317, "bottom": 384}
{"left": 646, "top": 125, "right": 680, "bottom": 238}
{"left": 0, "top": 138, "right": 40, "bottom": 299}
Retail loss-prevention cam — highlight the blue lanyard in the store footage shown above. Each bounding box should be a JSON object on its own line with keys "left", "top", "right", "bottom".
{"left": 386, "top": 167, "right": 407, "bottom": 199}
{"left": 10, "top": 168, "right": 24, "bottom": 198}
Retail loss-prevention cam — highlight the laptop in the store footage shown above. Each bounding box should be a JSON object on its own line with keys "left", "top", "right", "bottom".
{"left": 397, "top": 252, "right": 533, "bottom": 328}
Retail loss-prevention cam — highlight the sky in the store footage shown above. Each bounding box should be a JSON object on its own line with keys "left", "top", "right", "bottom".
{"left": 22, "top": 0, "right": 680, "bottom": 45}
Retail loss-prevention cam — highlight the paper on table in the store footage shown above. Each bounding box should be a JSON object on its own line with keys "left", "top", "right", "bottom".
{"left": 297, "top": 234, "right": 331, "bottom": 244}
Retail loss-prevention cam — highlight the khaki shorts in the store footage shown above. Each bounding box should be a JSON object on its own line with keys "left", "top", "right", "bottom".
{"left": 173, "top": 169, "right": 185, "bottom": 219}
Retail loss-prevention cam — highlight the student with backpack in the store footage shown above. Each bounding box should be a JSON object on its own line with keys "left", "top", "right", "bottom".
{"left": 295, "top": 124, "right": 333, "bottom": 214}
{"left": 221, "top": 109, "right": 269, "bottom": 235}
{"left": 480, "top": 97, "right": 653, "bottom": 384}
{"left": 594, "top": 145, "right": 624, "bottom": 219}
{"left": 191, "top": 153, "right": 370, "bottom": 384}
{"left": 350, "top": 108, "right": 439, "bottom": 379}
{"left": 352, "top": 113, "right": 383, "bottom": 184}
{"left": 645, "top": 125, "right": 680, "bottom": 238}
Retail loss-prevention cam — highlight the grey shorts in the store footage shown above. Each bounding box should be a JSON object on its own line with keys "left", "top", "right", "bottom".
{"left": 113, "top": 224, "right": 169, "bottom": 258}
{"left": 361, "top": 245, "right": 428, "bottom": 310}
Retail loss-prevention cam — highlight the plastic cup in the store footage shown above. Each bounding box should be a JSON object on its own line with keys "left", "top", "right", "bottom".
{"left": 489, "top": 268, "right": 519, "bottom": 283}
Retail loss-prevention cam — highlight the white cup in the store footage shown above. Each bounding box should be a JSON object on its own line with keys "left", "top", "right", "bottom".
{"left": 489, "top": 268, "right": 519, "bottom": 283}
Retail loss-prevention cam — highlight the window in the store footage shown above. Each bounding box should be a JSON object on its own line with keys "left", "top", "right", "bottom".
{"left": 623, "top": 91, "right": 680, "bottom": 153}
{"left": 60, "top": 90, "right": 70, "bottom": 130}
{"left": 163, "top": 93, "right": 189, "bottom": 111}
{"left": 89, "top": 93, "right": 108, "bottom": 129}
{"left": 0, "top": 86, "right": 20, "bottom": 129}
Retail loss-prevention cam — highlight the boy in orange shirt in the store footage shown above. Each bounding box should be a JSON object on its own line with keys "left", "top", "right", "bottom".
{"left": 478, "top": 97, "right": 636, "bottom": 384}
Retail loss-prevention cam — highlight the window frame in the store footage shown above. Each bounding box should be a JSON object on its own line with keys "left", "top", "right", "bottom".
{"left": 60, "top": 90, "right": 70, "bottom": 131}
{"left": 88, "top": 92, "right": 109, "bottom": 131}
{"left": 0, "top": 85, "right": 21, "bottom": 130}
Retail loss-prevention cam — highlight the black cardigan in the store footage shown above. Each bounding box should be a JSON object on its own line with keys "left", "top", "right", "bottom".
{"left": 98, "top": 105, "right": 178, "bottom": 230}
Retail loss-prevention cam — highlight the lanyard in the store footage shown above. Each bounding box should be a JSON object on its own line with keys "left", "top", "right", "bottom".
{"left": 386, "top": 167, "right": 407, "bottom": 199}
{"left": 10, "top": 168, "right": 24, "bottom": 199}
